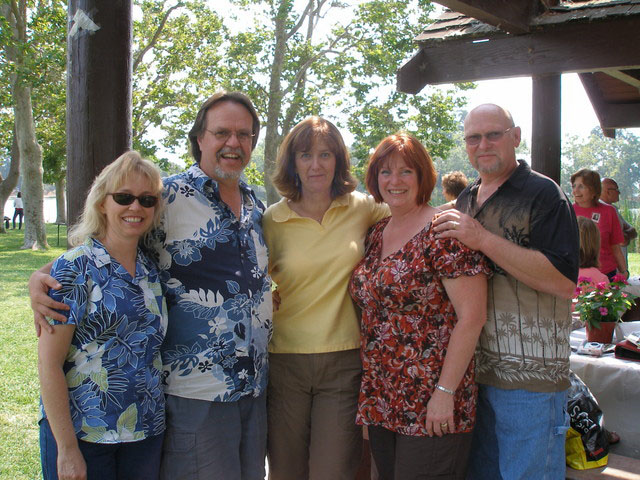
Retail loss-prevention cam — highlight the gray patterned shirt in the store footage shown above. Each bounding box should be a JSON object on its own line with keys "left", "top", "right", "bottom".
{"left": 457, "top": 160, "right": 579, "bottom": 392}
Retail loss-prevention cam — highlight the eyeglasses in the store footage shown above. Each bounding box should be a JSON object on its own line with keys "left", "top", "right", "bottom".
{"left": 107, "top": 193, "right": 158, "bottom": 208}
{"left": 464, "top": 127, "right": 513, "bottom": 146}
{"left": 205, "top": 129, "right": 255, "bottom": 144}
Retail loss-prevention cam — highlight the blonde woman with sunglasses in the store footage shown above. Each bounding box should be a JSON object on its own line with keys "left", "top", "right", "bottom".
{"left": 38, "top": 151, "right": 168, "bottom": 480}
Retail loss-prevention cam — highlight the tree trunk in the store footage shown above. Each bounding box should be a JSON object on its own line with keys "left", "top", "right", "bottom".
{"left": 55, "top": 175, "right": 66, "bottom": 224}
{"left": 0, "top": 129, "right": 20, "bottom": 234}
{"left": 14, "top": 81, "right": 48, "bottom": 249}
{"left": 67, "top": 0, "right": 133, "bottom": 227}
{"left": 263, "top": 0, "right": 290, "bottom": 206}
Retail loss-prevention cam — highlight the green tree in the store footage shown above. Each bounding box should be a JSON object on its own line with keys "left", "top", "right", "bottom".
{"left": 39, "top": 93, "right": 66, "bottom": 224}
{"left": 1, "top": 0, "right": 66, "bottom": 248}
{"left": 222, "top": 0, "right": 472, "bottom": 204}
{"left": 561, "top": 128, "right": 640, "bottom": 203}
{"left": 132, "top": 0, "right": 226, "bottom": 168}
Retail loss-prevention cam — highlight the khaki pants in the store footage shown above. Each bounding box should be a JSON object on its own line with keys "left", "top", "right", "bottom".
{"left": 267, "top": 349, "right": 363, "bottom": 480}
{"left": 368, "top": 426, "right": 473, "bottom": 480}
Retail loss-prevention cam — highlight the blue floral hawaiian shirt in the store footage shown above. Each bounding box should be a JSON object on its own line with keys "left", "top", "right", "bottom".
{"left": 147, "top": 164, "right": 272, "bottom": 402}
{"left": 43, "top": 238, "right": 168, "bottom": 444}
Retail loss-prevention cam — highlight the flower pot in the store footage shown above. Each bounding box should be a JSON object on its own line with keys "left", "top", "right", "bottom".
{"left": 586, "top": 321, "right": 617, "bottom": 343}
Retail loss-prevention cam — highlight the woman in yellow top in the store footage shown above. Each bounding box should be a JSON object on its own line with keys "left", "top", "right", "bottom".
{"left": 262, "top": 117, "right": 388, "bottom": 479}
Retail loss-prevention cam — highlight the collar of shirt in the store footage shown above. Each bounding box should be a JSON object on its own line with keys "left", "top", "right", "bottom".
{"left": 469, "top": 159, "right": 530, "bottom": 199}
{"left": 269, "top": 193, "right": 350, "bottom": 223}
{"left": 185, "top": 163, "right": 263, "bottom": 222}
{"left": 86, "top": 237, "right": 150, "bottom": 285}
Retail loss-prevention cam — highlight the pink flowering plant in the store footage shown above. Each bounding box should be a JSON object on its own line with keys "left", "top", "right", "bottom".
{"left": 574, "top": 274, "right": 636, "bottom": 329}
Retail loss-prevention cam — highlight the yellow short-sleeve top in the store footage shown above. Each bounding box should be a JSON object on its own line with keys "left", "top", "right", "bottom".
{"left": 262, "top": 191, "right": 389, "bottom": 353}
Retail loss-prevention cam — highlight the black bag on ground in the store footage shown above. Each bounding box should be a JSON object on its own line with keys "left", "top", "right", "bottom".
{"left": 565, "top": 371, "right": 609, "bottom": 469}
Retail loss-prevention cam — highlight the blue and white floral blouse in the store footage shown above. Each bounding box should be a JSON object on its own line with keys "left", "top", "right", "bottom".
{"left": 147, "top": 164, "right": 272, "bottom": 402}
{"left": 42, "top": 238, "right": 168, "bottom": 444}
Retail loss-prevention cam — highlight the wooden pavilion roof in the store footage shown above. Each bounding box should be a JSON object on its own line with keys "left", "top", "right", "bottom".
{"left": 398, "top": 0, "right": 640, "bottom": 137}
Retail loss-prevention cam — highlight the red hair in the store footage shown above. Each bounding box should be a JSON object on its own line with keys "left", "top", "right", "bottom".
{"left": 365, "top": 133, "right": 437, "bottom": 205}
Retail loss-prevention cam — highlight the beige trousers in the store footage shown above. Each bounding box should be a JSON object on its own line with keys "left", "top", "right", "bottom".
{"left": 267, "top": 349, "right": 363, "bottom": 480}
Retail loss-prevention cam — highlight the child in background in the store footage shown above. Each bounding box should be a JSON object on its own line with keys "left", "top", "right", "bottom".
{"left": 577, "top": 216, "right": 609, "bottom": 287}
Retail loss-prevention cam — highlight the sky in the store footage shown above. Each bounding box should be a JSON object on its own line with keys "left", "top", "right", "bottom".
{"left": 457, "top": 73, "right": 610, "bottom": 146}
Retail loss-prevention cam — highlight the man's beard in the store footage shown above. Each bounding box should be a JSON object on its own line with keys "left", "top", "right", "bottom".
{"left": 214, "top": 147, "right": 246, "bottom": 180}
{"left": 474, "top": 154, "right": 504, "bottom": 175}
{"left": 214, "top": 166, "right": 242, "bottom": 180}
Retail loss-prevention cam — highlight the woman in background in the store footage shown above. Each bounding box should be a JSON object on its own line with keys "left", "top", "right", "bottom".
{"left": 349, "top": 133, "right": 489, "bottom": 480}
{"left": 38, "top": 152, "right": 167, "bottom": 480}
{"left": 13, "top": 191, "right": 24, "bottom": 229}
{"left": 263, "top": 116, "right": 388, "bottom": 480}
{"left": 571, "top": 168, "right": 626, "bottom": 280}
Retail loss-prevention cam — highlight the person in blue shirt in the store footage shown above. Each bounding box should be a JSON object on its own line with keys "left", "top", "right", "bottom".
{"left": 147, "top": 90, "right": 272, "bottom": 480}
{"left": 32, "top": 92, "right": 272, "bottom": 480}
{"left": 38, "top": 151, "right": 168, "bottom": 480}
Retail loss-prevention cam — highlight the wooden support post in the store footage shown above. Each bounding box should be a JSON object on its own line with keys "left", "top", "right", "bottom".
{"left": 531, "top": 74, "right": 561, "bottom": 184}
{"left": 66, "top": 0, "right": 132, "bottom": 232}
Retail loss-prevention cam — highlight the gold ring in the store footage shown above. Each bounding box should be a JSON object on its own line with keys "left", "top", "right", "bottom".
{"left": 440, "top": 422, "right": 448, "bottom": 427}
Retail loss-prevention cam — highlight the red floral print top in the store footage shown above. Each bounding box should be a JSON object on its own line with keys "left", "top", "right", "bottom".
{"left": 349, "top": 218, "right": 491, "bottom": 436}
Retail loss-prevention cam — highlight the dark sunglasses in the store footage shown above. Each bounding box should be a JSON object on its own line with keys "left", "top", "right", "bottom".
{"left": 107, "top": 193, "right": 158, "bottom": 208}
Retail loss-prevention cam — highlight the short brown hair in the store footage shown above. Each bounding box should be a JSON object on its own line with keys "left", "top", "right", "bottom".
{"left": 571, "top": 169, "right": 601, "bottom": 202}
{"left": 188, "top": 91, "right": 260, "bottom": 162}
{"left": 442, "top": 171, "right": 468, "bottom": 198}
{"left": 272, "top": 116, "right": 357, "bottom": 201}
{"left": 365, "top": 133, "right": 437, "bottom": 205}
{"left": 577, "top": 215, "right": 601, "bottom": 269}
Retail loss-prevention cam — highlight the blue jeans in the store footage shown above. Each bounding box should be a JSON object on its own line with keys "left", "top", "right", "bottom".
{"left": 467, "top": 385, "right": 569, "bottom": 480}
{"left": 40, "top": 418, "right": 163, "bottom": 480}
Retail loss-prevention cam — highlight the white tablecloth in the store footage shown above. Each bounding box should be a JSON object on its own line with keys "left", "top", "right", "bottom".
{"left": 570, "top": 321, "right": 640, "bottom": 459}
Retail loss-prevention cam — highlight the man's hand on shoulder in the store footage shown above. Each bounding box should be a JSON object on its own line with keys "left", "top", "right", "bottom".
{"left": 432, "top": 209, "right": 489, "bottom": 252}
{"left": 29, "top": 264, "right": 69, "bottom": 337}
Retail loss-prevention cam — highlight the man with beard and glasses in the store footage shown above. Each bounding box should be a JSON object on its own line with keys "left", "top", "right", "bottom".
{"left": 30, "top": 91, "right": 272, "bottom": 480}
{"left": 433, "top": 104, "right": 579, "bottom": 479}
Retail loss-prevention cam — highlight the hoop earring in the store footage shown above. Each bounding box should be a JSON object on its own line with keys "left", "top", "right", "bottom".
{"left": 295, "top": 174, "right": 301, "bottom": 189}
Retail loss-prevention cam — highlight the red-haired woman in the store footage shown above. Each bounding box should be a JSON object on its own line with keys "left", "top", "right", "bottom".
{"left": 349, "top": 133, "right": 490, "bottom": 480}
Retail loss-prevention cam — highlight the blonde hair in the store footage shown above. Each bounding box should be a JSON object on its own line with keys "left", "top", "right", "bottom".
{"left": 577, "top": 215, "right": 601, "bottom": 269}
{"left": 68, "top": 151, "right": 164, "bottom": 247}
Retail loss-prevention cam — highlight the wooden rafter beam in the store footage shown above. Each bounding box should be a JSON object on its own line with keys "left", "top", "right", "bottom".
{"left": 601, "top": 69, "right": 640, "bottom": 91}
{"left": 435, "top": 0, "right": 536, "bottom": 34}
{"left": 579, "top": 73, "right": 640, "bottom": 130}
{"left": 398, "top": 16, "right": 640, "bottom": 93}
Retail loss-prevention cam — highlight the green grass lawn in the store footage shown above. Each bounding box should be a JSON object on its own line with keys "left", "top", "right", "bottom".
{"left": 1, "top": 224, "right": 639, "bottom": 478}
{"left": 629, "top": 252, "right": 640, "bottom": 277}
{"left": 0, "top": 224, "right": 67, "bottom": 480}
